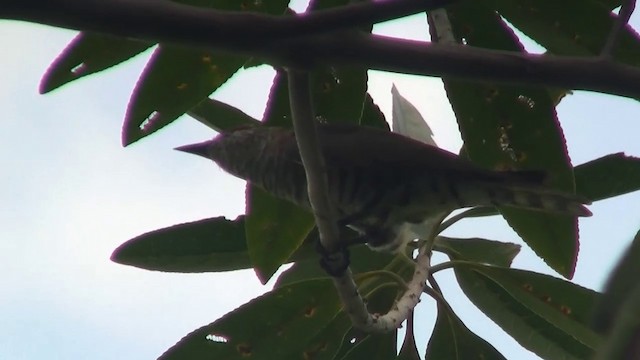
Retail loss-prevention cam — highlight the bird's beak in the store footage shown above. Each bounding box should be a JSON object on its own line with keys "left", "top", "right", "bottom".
{"left": 175, "top": 141, "right": 211, "bottom": 159}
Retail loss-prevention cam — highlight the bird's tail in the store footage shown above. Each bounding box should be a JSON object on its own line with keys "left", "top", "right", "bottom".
{"left": 471, "top": 182, "right": 592, "bottom": 217}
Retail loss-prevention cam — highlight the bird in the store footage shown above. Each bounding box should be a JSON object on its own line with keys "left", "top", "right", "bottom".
{"left": 176, "top": 123, "right": 592, "bottom": 254}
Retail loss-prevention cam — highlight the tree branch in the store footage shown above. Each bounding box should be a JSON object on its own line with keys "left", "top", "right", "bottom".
{"left": 5, "top": 2, "right": 640, "bottom": 99}
{"left": 2, "top": 0, "right": 452, "bottom": 52}
{"left": 286, "top": 69, "right": 376, "bottom": 330}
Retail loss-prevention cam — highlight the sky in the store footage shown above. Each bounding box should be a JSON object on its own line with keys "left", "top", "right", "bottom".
{"left": 2, "top": 4, "right": 640, "bottom": 360}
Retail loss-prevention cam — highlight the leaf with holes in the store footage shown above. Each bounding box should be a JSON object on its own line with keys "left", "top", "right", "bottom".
{"left": 454, "top": 264, "right": 602, "bottom": 359}
{"left": 338, "top": 332, "right": 396, "bottom": 360}
{"left": 575, "top": 153, "right": 640, "bottom": 202}
{"left": 40, "top": 32, "right": 153, "bottom": 93}
{"left": 122, "top": 0, "right": 289, "bottom": 145}
{"left": 487, "top": 0, "right": 640, "bottom": 66}
{"left": 159, "top": 279, "right": 343, "bottom": 360}
{"left": 122, "top": 45, "right": 247, "bottom": 145}
{"left": 426, "top": 303, "right": 506, "bottom": 360}
{"left": 431, "top": 2, "right": 580, "bottom": 278}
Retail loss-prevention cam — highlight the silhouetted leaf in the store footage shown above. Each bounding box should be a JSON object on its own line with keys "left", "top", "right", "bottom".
{"left": 426, "top": 303, "right": 506, "bottom": 360}
{"left": 575, "top": 153, "right": 640, "bottom": 202}
{"left": 188, "top": 97, "right": 260, "bottom": 132}
{"left": 40, "top": 32, "right": 153, "bottom": 93}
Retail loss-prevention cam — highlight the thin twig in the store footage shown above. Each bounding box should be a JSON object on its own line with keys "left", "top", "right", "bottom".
{"left": 286, "top": 69, "right": 376, "bottom": 330}
{"left": 601, "top": 0, "right": 637, "bottom": 58}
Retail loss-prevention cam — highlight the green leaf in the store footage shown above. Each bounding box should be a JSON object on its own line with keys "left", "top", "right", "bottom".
{"left": 432, "top": 2, "right": 579, "bottom": 278}
{"left": 122, "top": 45, "right": 247, "bottom": 145}
{"left": 435, "top": 236, "right": 521, "bottom": 267}
{"left": 245, "top": 187, "right": 315, "bottom": 284}
{"left": 397, "top": 315, "right": 420, "bottom": 360}
{"left": 593, "top": 230, "right": 640, "bottom": 333}
{"left": 188, "top": 97, "right": 260, "bottom": 132}
{"left": 488, "top": 0, "right": 640, "bottom": 66}
{"left": 575, "top": 153, "right": 640, "bottom": 202}
{"left": 121, "top": 0, "right": 290, "bottom": 145}
{"left": 40, "top": 32, "right": 153, "bottom": 93}
{"left": 360, "top": 93, "right": 390, "bottom": 130}
{"left": 594, "top": 286, "right": 640, "bottom": 360}
{"left": 302, "top": 313, "right": 353, "bottom": 360}
{"left": 159, "top": 279, "right": 343, "bottom": 360}
{"left": 110, "top": 216, "right": 319, "bottom": 273}
{"left": 454, "top": 264, "right": 602, "bottom": 359}
{"left": 110, "top": 216, "right": 250, "bottom": 272}
{"left": 338, "top": 332, "right": 396, "bottom": 360}
{"left": 426, "top": 303, "right": 506, "bottom": 360}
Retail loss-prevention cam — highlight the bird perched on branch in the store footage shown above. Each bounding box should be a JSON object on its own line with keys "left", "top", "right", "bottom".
{"left": 176, "top": 124, "right": 591, "bottom": 253}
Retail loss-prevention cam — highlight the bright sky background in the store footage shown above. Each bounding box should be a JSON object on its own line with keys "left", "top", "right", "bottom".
{"left": 2, "top": 4, "right": 640, "bottom": 360}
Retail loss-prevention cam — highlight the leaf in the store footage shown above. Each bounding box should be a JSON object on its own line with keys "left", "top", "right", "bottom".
{"left": 361, "top": 93, "right": 390, "bottom": 130}
{"left": 40, "top": 32, "right": 153, "bottom": 93}
{"left": 454, "top": 264, "right": 602, "bottom": 360}
{"left": 121, "top": 0, "right": 290, "bottom": 145}
{"left": 245, "top": 187, "right": 315, "bottom": 284}
{"left": 391, "top": 84, "right": 436, "bottom": 146}
{"left": 338, "top": 332, "right": 396, "bottom": 360}
{"left": 426, "top": 303, "right": 506, "bottom": 360}
{"left": 488, "top": 0, "right": 640, "bottom": 66}
{"left": 431, "top": 2, "right": 579, "bottom": 278}
{"left": 188, "top": 97, "right": 260, "bottom": 132}
{"left": 397, "top": 314, "right": 421, "bottom": 360}
{"left": 593, "top": 286, "right": 640, "bottom": 360}
{"left": 110, "top": 216, "right": 318, "bottom": 273}
{"left": 159, "top": 279, "right": 343, "bottom": 360}
{"left": 110, "top": 216, "right": 250, "bottom": 272}
{"left": 592, "top": 230, "right": 640, "bottom": 333}
{"left": 435, "top": 236, "right": 521, "bottom": 267}
{"left": 122, "top": 45, "right": 247, "bottom": 145}
{"left": 574, "top": 153, "right": 640, "bottom": 202}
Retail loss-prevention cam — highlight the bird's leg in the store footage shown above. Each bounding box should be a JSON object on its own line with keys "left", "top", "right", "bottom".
{"left": 315, "top": 239, "right": 351, "bottom": 277}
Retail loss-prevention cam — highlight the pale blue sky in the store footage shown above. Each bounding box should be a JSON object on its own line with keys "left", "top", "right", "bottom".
{"left": 2, "top": 6, "right": 640, "bottom": 360}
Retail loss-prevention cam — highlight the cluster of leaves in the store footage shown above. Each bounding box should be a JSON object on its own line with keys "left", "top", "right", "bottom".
{"left": 34, "top": 0, "right": 640, "bottom": 359}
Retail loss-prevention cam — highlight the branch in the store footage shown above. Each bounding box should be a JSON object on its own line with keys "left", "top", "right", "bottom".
{"left": 6, "top": 2, "right": 640, "bottom": 99}
{"left": 2, "top": 0, "right": 452, "bottom": 52}
{"left": 286, "top": 69, "right": 375, "bottom": 330}
{"left": 601, "top": 0, "right": 637, "bottom": 58}
{"left": 296, "top": 33, "right": 640, "bottom": 99}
